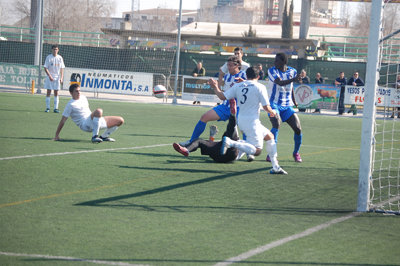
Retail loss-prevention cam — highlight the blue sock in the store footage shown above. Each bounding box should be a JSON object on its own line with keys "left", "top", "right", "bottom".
{"left": 271, "top": 128, "right": 279, "bottom": 143}
{"left": 294, "top": 133, "right": 302, "bottom": 154}
{"left": 243, "top": 133, "right": 247, "bottom": 140}
{"left": 190, "top": 120, "right": 207, "bottom": 142}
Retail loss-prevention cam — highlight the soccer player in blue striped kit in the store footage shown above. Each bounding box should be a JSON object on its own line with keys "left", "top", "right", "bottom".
{"left": 266, "top": 53, "right": 303, "bottom": 162}
{"left": 179, "top": 55, "right": 246, "bottom": 147}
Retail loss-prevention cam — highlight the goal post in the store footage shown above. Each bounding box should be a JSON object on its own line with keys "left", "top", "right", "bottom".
{"left": 357, "top": 0, "right": 400, "bottom": 214}
{"left": 356, "top": 0, "right": 383, "bottom": 212}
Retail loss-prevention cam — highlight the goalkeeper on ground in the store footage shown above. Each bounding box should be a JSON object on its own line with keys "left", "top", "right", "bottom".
{"left": 172, "top": 99, "right": 239, "bottom": 163}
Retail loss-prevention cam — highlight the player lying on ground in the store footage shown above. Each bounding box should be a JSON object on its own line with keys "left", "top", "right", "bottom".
{"left": 53, "top": 83, "right": 124, "bottom": 143}
{"left": 209, "top": 66, "right": 287, "bottom": 175}
{"left": 173, "top": 99, "right": 240, "bottom": 163}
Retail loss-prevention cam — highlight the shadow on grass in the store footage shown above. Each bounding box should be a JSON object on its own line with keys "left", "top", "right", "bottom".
{"left": 75, "top": 167, "right": 266, "bottom": 207}
{"left": 75, "top": 166, "right": 352, "bottom": 215}
{"left": 0, "top": 136, "right": 87, "bottom": 143}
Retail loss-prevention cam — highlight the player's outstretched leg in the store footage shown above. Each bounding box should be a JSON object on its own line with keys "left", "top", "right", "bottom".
{"left": 173, "top": 143, "right": 189, "bottom": 157}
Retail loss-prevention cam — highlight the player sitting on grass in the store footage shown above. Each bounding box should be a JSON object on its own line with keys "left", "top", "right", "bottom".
{"left": 53, "top": 83, "right": 124, "bottom": 143}
{"left": 173, "top": 99, "right": 240, "bottom": 163}
{"left": 209, "top": 66, "right": 287, "bottom": 175}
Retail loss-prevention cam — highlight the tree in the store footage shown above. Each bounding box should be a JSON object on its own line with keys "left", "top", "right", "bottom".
{"left": 281, "top": 0, "right": 293, "bottom": 39}
{"left": 14, "top": 0, "right": 115, "bottom": 32}
{"left": 242, "top": 25, "right": 257, "bottom": 38}
{"left": 350, "top": 3, "right": 400, "bottom": 43}
{"left": 216, "top": 22, "right": 221, "bottom": 36}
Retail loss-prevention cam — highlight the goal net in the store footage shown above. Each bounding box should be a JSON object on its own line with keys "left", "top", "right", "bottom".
{"left": 357, "top": 0, "right": 400, "bottom": 214}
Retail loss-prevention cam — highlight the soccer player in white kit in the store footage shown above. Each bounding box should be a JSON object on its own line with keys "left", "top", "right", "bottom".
{"left": 54, "top": 84, "right": 124, "bottom": 143}
{"left": 43, "top": 45, "right": 65, "bottom": 113}
{"left": 209, "top": 66, "right": 287, "bottom": 175}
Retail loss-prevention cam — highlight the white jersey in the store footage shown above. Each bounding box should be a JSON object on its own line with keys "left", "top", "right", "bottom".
{"left": 62, "top": 95, "right": 92, "bottom": 129}
{"left": 224, "top": 80, "right": 269, "bottom": 120}
{"left": 44, "top": 54, "right": 65, "bottom": 80}
{"left": 267, "top": 66, "right": 297, "bottom": 107}
{"left": 223, "top": 80, "right": 270, "bottom": 148}
{"left": 220, "top": 60, "right": 250, "bottom": 74}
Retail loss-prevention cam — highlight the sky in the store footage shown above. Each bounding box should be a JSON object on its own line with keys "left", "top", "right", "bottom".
{"left": 113, "top": 0, "right": 201, "bottom": 17}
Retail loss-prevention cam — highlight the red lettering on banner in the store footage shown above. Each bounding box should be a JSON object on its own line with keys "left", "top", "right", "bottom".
{"left": 299, "top": 90, "right": 310, "bottom": 102}
{"left": 355, "top": 96, "right": 364, "bottom": 103}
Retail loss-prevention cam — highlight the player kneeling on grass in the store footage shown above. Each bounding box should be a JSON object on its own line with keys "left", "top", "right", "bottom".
{"left": 53, "top": 84, "right": 124, "bottom": 143}
{"left": 209, "top": 66, "right": 287, "bottom": 175}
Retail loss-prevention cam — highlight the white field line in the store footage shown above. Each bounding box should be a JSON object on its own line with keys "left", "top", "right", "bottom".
{"left": 214, "top": 212, "right": 361, "bottom": 266}
{"left": 0, "top": 143, "right": 357, "bottom": 161}
{"left": 0, "top": 251, "right": 148, "bottom": 266}
{"left": 0, "top": 144, "right": 170, "bottom": 161}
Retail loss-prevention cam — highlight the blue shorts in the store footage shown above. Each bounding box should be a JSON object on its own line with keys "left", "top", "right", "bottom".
{"left": 270, "top": 103, "right": 296, "bottom": 122}
{"left": 213, "top": 99, "right": 240, "bottom": 121}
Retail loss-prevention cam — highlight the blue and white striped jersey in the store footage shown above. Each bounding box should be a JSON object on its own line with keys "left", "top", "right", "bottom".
{"left": 223, "top": 70, "right": 247, "bottom": 92}
{"left": 221, "top": 70, "right": 247, "bottom": 107}
{"left": 267, "top": 66, "right": 297, "bottom": 107}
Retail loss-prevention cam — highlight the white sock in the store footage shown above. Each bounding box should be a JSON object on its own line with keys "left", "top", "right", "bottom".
{"left": 101, "top": 126, "right": 118, "bottom": 138}
{"left": 266, "top": 139, "right": 279, "bottom": 170}
{"left": 45, "top": 97, "right": 50, "bottom": 109}
{"left": 92, "top": 117, "right": 100, "bottom": 137}
{"left": 54, "top": 96, "right": 59, "bottom": 109}
{"left": 230, "top": 139, "right": 256, "bottom": 155}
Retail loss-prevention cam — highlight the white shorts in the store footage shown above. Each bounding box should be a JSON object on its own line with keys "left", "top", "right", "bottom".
{"left": 44, "top": 78, "right": 62, "bottom": 91}
{"left": 80, "top": 116, "right": 107, "bottom": 132}
{"left": 238, "top": 118, "right": 269, "bottom": 148}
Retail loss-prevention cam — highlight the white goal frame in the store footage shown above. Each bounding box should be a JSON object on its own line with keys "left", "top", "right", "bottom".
{"left": 357, "top": 0, "right": 400, "bottom": 214}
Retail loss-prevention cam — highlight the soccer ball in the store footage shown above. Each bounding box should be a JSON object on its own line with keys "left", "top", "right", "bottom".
{"left": 153, "top": 85, "right": 167, "bottom": 98}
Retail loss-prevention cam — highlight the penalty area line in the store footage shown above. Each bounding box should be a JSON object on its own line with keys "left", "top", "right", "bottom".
{"left": 0, "top": 251, "right": 148, "bottom": 266}
{"left": 0, "top": 144, "right": 170, "bottom": 161}
{"left": 214, "top": 212, "right": 361, "bottom": 266}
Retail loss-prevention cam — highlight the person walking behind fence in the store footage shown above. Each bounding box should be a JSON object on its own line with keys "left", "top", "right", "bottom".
{"left": 44, "top": 45, "right": 65, "bottom": 113}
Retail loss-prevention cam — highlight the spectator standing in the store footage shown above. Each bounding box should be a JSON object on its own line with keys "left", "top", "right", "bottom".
{"left": 347, "top": 71, "right": 364, "bottom": 115}
{"left": 335, "top": 72, "right": 347, "bottom": 115}
{"left": 191, "top": 61, "right": 206, "bottom": 104}
{"left": 256, "top": 63, "right": 265, "bottom": 80}
{"left": 313, "top": 72, "right": 324, "bottom": 113}
{"left": 44, "top": 45, "right": 65, "bottom": 113}
{"left": 191, "top": 61, "right": 206, "bottom": 77}
{"left": 296, "top": 69, "right": 310, "bottom": 112}
{"left": 299, "top": 69, "right": 310, "bottom": 84}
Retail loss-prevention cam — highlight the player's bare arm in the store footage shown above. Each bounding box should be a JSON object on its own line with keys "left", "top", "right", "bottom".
{"left": 208, "top": 78, "right": 226, "bottom": 100}
{"left": 263, "top": 105, "right": 276, "bottom": 117}
{"left": 54, "top": 116, "right": 68, "bottom": 141}
{"left": 274, "top": 73, "right": 300, "bottom": 86}
{"left": 44, "top": 68, "right": 54, "bottom": 82}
